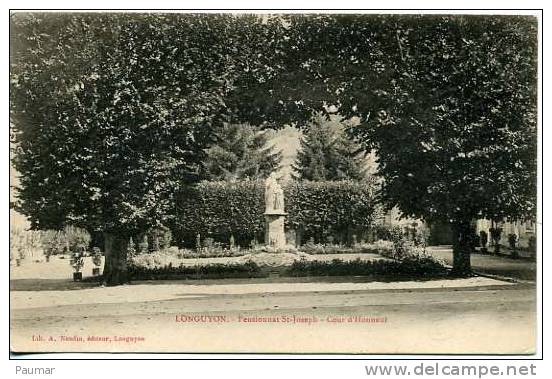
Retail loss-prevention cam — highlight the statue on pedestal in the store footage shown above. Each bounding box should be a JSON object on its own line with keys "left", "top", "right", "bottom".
{"left": 264, "top": 173, "right": 286, "bottom": 248}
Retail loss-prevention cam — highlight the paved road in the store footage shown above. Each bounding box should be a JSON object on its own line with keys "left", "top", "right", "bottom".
{"left": 427, "top": 247, "right": 537, "bottom": 281}
{"left": 10, "top": 279, "right": 535, "bottom": 354}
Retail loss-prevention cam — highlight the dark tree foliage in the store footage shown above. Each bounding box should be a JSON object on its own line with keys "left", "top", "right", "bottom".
{"left": 293, "top": 113, "right": 366, "bottom": 181}
{"left": 270, "top": 15, "right": 538, "bottom": 274}
{"left": 200, "top": 123, "right": 282, "bottom": 181}
{"left": 11, "top": 14, "right": 538, "bottom": 279}
{"left": 10, "top": 13, "right": 288, "bottom": 284}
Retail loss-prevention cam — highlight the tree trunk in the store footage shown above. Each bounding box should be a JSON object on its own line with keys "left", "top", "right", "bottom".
{"left": 451, "top": 220, "right": 475, "bottom": 276}
{"left": 295, "top": 225, "right": 303, "bottom": 247}
{"left": 103, "top": 233, "right": 129, "bottom": 286}
{"left": 346, "top": 225, "right": 354, "bottom": 247}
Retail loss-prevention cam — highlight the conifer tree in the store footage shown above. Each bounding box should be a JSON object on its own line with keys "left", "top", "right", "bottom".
{"left": 293, "top": 114, "right": 366, "bottom": 181}
{"left": 201, "top": 123, "right": 282, "bottom": 181}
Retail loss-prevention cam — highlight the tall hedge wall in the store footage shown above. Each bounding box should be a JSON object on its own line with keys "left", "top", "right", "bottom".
{"left": 172, "top": 181, "right": 265, "bottom": 247}
{"left": 171, "top": 180, "right": 380, "bottom": 247}
{"left": 285, "top": 180, "right": 381, "bottom": 244}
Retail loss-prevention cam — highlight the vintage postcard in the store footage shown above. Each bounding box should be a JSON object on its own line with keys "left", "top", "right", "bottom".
{"left": 9, "top": 11, "right": 539, "bottom": 354}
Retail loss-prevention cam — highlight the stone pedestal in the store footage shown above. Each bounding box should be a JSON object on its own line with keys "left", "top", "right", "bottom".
{"left": 264, "top": 211, "right": 287, "bottom": 249}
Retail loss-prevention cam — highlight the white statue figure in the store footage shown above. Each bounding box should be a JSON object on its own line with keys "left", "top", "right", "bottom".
{"left": 264, "top": 174, "right": 277, "bottom": 212}
{"left": 273, "top": 183, "right": 284, "bottom": 211}
{"left": 265, "top": 173, "right": 284, "bottom": 212}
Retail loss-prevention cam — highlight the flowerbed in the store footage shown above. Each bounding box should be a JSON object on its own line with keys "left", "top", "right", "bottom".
{"left": 125, "top": 237, "right": 447, "bottom": 281}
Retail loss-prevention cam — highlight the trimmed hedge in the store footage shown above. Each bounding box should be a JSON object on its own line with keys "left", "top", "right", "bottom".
{"left": 171, "top": 179, "right": 380, "bottom": 247}
{"left": 285, "top": 180, "right": 381, "bottom": 244}
{"left": 286, "top": 257, "right": 448, "bottom": 278}
{"left": 172, "top": 180, "right": 265, "bottom": 247}
{"left": 128, "top": 261, "right": 265, "bottom": 280}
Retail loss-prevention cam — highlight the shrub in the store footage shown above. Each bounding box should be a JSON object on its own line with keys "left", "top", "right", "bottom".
{"left": 41, "top": 230, "right": 67, "bottom": 257}
{"left": 137, "top": 235, "right": 149, "bottom": 254}
{"left": 489, "top": 226, "right": 503, "bottom": 253}
{"left": 356, "top": 240, "right": 395, "bottom": 256}
{"left": 147, "top": 225, "right": 172, "bottom": 252}
{"left": 528, "top": 235, "right": 537, "bottom": 253}
{"left": 131, "top": 246, "right": 245, "bottom": 265}
{"left": 247, "top": 244, "right": 299, "bottom": 255}
{"left": 10, "top": 228, "right": 25, "bottom": 261}
{"left": 300, "top": 241, "right": 348, "bottom": 255}
{"left": 371, "top": 224, "right": 428, "bottom": 251}
{"left": 384, "top": 226, "right": 416, "bottom": 260}
{"left": 39, "top": 227, "right": 91, "bottom": 260}
{"left": 128, "top": 260, "right": 264, "bottom": 280}
{"left": 286, "top": 256, "right": 447, "bottom": 278}
{"left": 17, "top": 245, "right": 26, "bottom": 261}
{"left": 508, "top": 233, "right": 519, "bottom": 258}
{"left": 63, "top": 226, "right": 91, "bottom": 254}
{"left": 508, "top": 233, "right": 518, "bottom": 249}
{"left": 69, "top": 250, "right": 85, "bottom": 273}
{"left": 125, "top": 237, "right": 137, "bottom": 264}
{"left": 299, "top": 240, "right": 395, "bottom": 256}
{"left": 402, "top": 223, "right": 428, "bottom": 247}
{"left": 11, "top": 228, "right": 45, "bottom": 261}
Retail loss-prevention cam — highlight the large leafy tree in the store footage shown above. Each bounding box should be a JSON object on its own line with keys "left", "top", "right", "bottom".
{"left": 11, "top": 13, "right": 538, "bottom": 280}
{"left": 200, "top": 123, "right": 282, "bottom": 181}
{"left": 275, "top": 15, "right": 538, "bottom": 274}
{"left": 10, "top": 13, "right": 287, "bottom": 285}
{"left": 293, "top": 113, "right": 367, "bottom": 181}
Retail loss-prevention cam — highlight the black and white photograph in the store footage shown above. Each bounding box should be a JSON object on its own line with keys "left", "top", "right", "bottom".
{"left": 9, "top": 10, "right": 540, "bottom": 356}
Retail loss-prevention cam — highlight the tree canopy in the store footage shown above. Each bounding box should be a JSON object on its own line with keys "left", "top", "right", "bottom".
{"left": 11, "top": 13, "right": 538, "bottom": 277}
{"left": 281, "top": 15, "right": 537, "bottom": 273}
{"left": 10, "top": 13, "right": 287, "bottom": 235}
{"left": 276, "top": 15, "right": 538, "bottom": 226}
{"left": 10, "top": 13, "right": 291, "bottom": 284}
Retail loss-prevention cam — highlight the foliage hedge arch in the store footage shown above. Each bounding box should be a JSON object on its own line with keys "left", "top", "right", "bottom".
{"left": 171, "top": 179, "right": 381, "bottom": 247}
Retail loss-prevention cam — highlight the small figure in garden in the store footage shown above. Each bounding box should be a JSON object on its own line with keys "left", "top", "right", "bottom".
{"left": 265, "top": 172, "right": 285, "bottom": 212}
{"left": 273, "top": 182, "right": 284, "bottom": 211}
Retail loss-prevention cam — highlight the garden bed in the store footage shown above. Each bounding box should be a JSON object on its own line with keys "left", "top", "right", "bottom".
{"left": 126, "top": 254, "right": 448, "bottom": 281}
